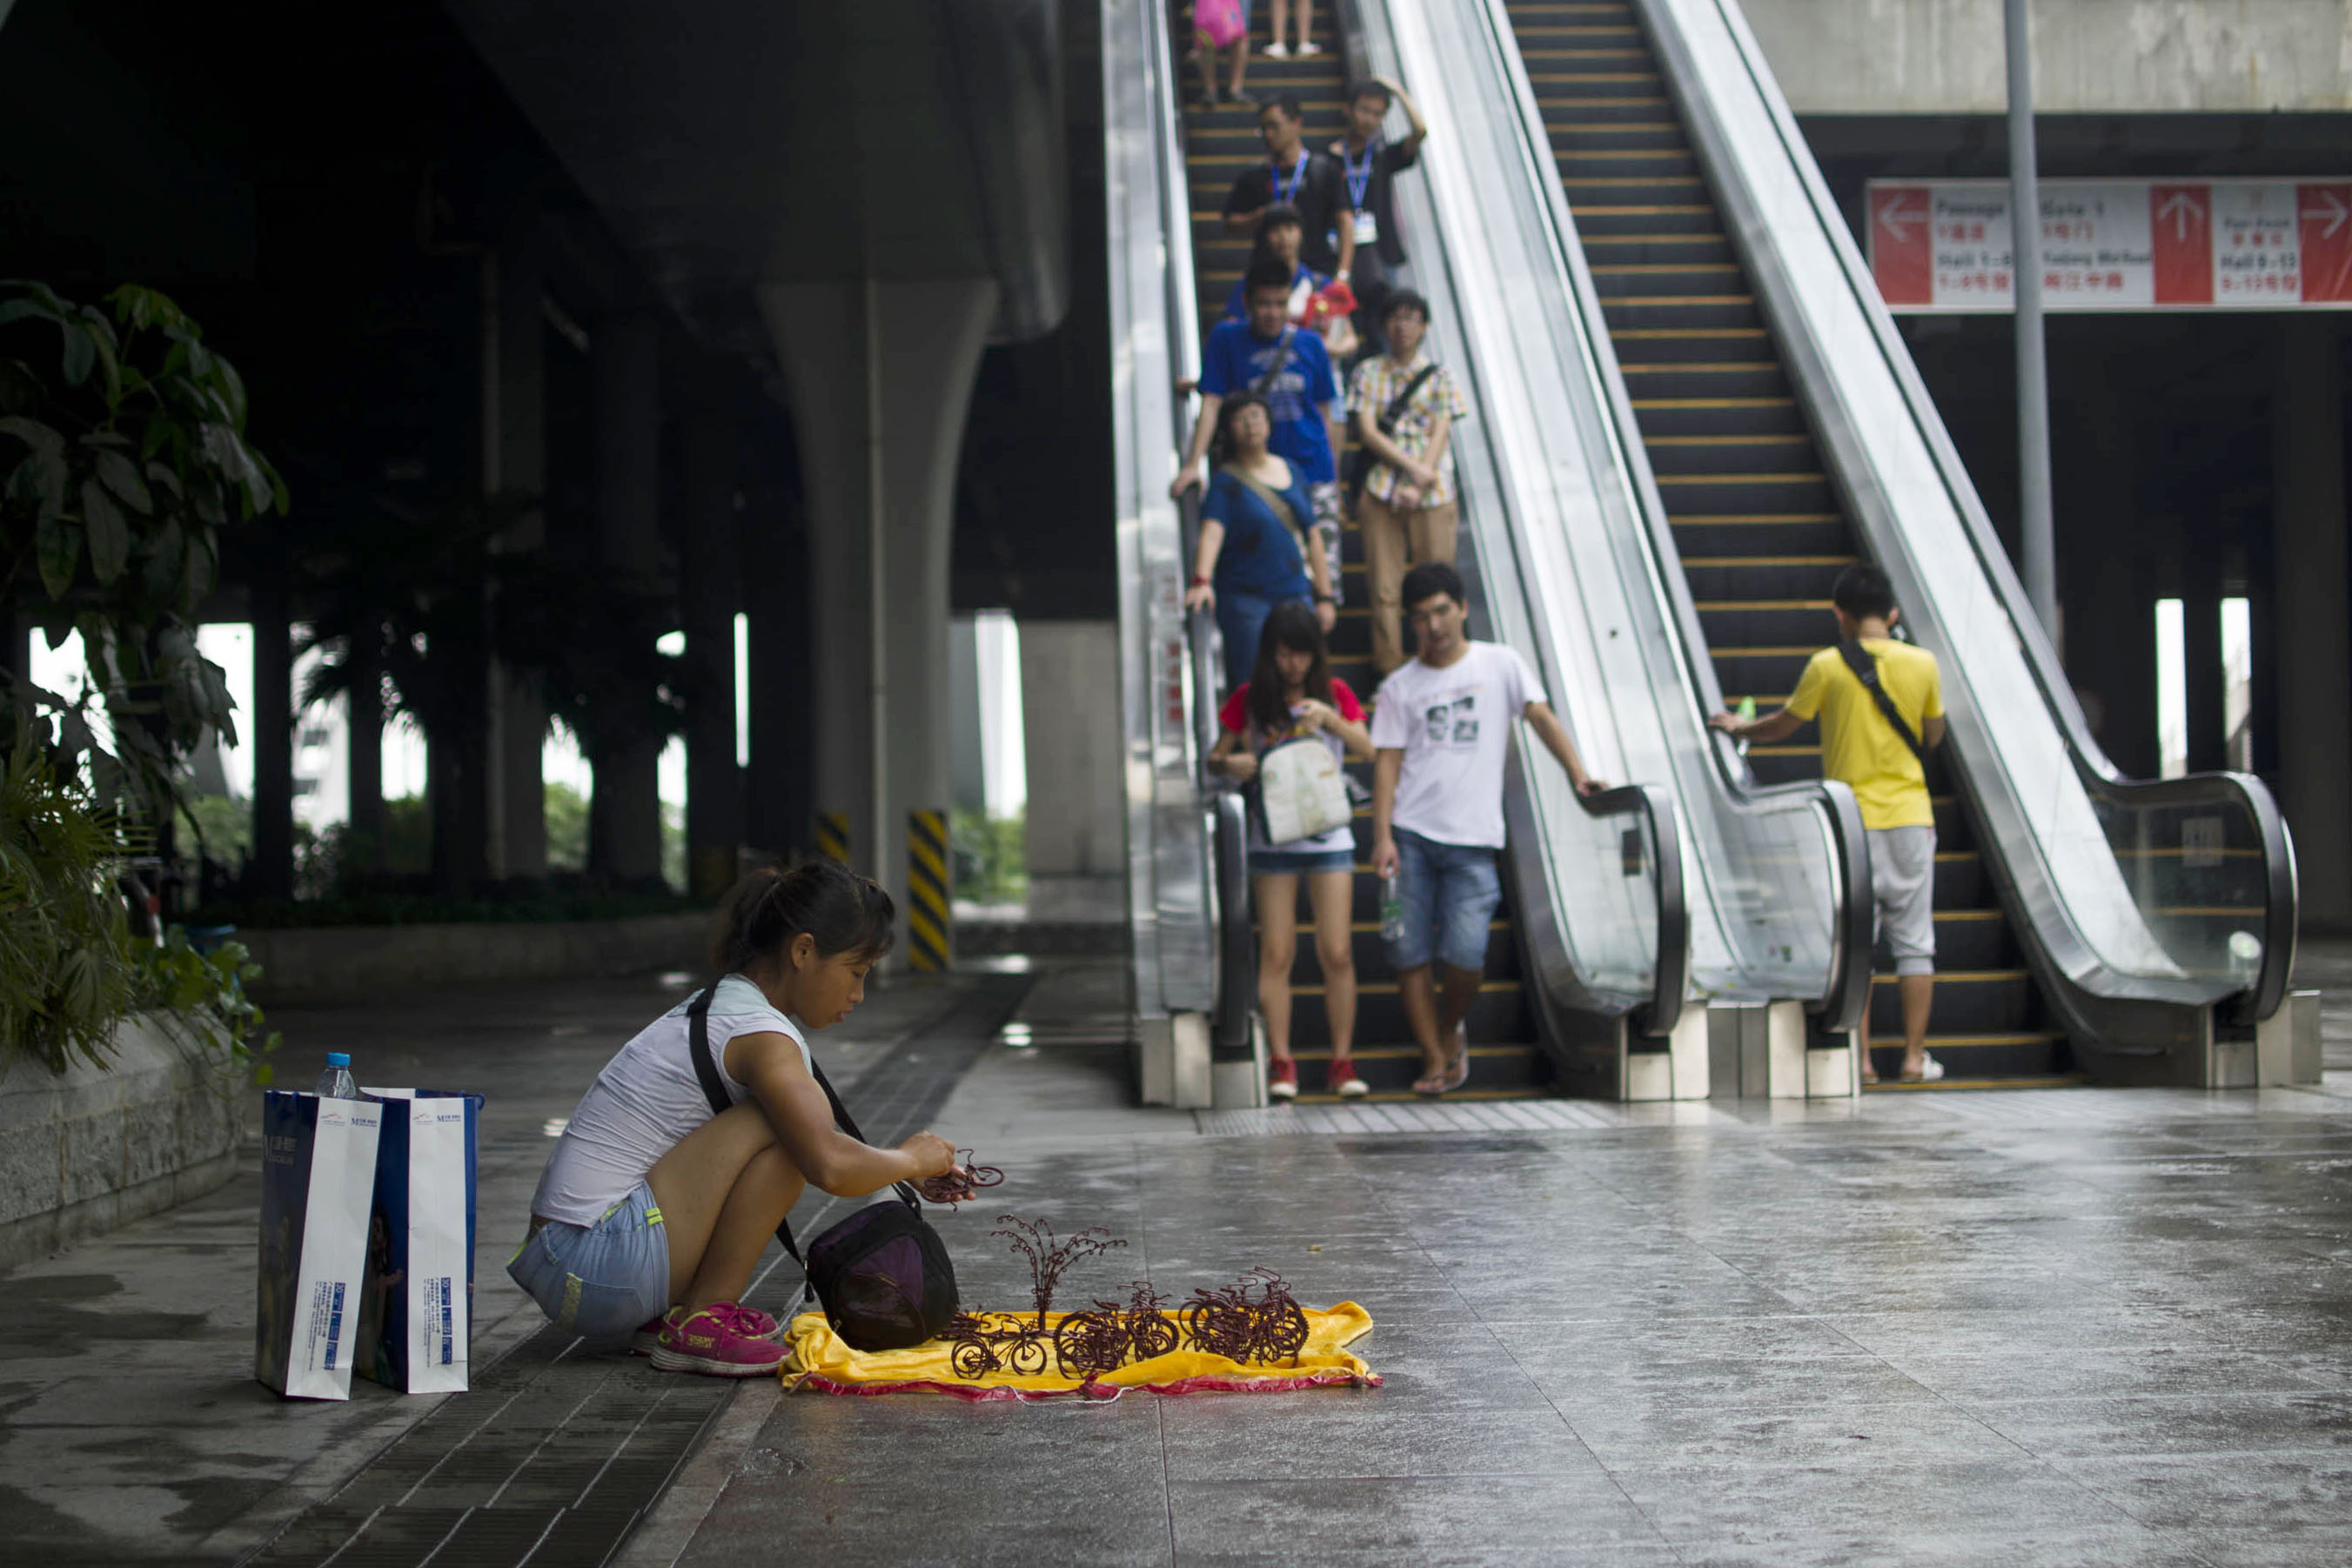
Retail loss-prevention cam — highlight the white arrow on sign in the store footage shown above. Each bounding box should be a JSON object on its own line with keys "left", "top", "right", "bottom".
{"left": 1875, "top": 194, "right": 1926, "bottom": 243}
{"left": 2158, "top": 191, "right": 2206, "bottom": 241}
{"left": 2303, "top": 190, "right": 2349, "bottom": 239}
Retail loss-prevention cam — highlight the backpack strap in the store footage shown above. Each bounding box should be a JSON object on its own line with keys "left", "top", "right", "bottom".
{"left": 1836, "top": 640, "right": 1926, "bottom": 761}
{"left": 687, "top": 981, "right": 918, "bottom": 1300}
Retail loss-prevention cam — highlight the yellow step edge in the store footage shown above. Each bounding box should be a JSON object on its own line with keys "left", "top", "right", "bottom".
{"left": 1692, "top": 598, "right": 1833, "bottom": 610}
{"left": 1282, "top": 1045, "right": 1530, "bottom": 1062}
{"left": 1870, "top": 969, "right": 2028, "bottom": 985}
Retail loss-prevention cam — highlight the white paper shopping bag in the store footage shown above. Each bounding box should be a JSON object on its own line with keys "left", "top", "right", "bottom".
{"left": 255, "top": 1092, "right": 383, "bottom": 1400}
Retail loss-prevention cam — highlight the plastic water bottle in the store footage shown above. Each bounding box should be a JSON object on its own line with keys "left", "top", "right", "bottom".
{"left": 1379, "top": 873, "right": 1405, "bottom": 945}
{"left": 1734, "top": 695, "right": 1757, "bottom": 757}
{"left": 316, "top": 1052, "right": 359, "bottom": 1100}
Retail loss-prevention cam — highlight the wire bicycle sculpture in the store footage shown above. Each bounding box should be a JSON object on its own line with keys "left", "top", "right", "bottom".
{"left": 914, "top": 1149, "right": 1004, "bottom": 1206}
{"left": 942, "top": 1218, "right": 1312, "bottom": 1382}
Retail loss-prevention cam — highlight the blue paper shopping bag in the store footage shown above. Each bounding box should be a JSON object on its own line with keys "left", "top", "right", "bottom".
{"left": 256, "top": 1092, "right": 384, "bottom": 1400}
{"left": 356, "top": 1089, "right": 484, "bottom": 1393}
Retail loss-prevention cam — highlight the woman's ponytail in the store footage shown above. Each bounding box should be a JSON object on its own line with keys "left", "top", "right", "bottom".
{"left": 708, "top": 859, "right": 895, "bottom": 975}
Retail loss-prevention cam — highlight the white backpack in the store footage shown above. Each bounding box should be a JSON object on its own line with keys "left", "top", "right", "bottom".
{"left": 1255, "top": 734, "right": 1352, "bottom": 845}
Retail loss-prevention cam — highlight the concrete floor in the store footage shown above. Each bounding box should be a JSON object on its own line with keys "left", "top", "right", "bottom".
{"left": 3, "top": 947, "right": 2351, "bottom": 1565}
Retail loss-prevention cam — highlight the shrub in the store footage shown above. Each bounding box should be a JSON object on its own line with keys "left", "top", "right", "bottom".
{"left": 0, "top": 720, "right": 135, "bottom": 1071}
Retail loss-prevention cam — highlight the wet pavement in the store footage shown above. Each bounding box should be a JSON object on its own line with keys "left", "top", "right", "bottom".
{"left": 3, "top": 947, "right": 2351, "bottom": 1565}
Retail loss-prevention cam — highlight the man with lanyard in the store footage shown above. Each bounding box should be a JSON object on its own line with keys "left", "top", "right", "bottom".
{"left": 1332, "top": 76, "right": 1429, "bottom": 356}
{"left": 1223, "top": 91, "right": 1355, "bottom": 282}
{"left": 1171, "top": 255, "right": 1343, "bottom": 621}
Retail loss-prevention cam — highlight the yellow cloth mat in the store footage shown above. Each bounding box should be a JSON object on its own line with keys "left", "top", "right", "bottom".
{"left": 781, "top": 1303, "right": 1380, "bottom": 1400}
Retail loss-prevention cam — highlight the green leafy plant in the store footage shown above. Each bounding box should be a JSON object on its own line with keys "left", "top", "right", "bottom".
{"left": 0, "top": 717, "right": 136, "bottom": 1072}
{"left": 133, "top": 928, "right": 280, "bottom": 1086}
{"left": 0, "top": 281, "right": 286, "bottom": 818}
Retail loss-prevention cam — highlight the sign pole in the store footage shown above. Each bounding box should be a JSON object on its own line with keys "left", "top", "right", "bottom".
{"left": 2006, "top": 0, "right": 2058, "bottom": 641}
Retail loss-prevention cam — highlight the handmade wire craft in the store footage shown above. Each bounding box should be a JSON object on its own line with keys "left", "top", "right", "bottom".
{"left": 941, "top": 1218, "right": 1313, "bottom": 1382}
{"left": 913, "top": 1149, "right": 1004, "bottom": 1206}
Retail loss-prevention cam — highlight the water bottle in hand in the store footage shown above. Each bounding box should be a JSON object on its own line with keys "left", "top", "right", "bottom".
{"left": 316, "top": 1052, "right": 359, "bottom": 1100}
{"left": 1379, "top": 873, "right": 1405, "bottom": 945}
{"left": 1734, "top": 695, "right": 1757, "bottom": 757}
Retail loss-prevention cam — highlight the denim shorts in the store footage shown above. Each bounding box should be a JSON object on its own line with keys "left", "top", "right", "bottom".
{"left": 1387, "top": 828, "right": 1502, "bottom": 974}
{"left": 506, "top": 1181, "right": 670, "bottom": 1341}
{"left": 1253, "top": 847, "right": 1355, "bottom": 875}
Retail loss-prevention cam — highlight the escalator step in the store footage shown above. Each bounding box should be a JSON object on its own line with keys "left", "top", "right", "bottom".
{"left": 1644, "top": 433, "right": 1818, "bottom": 473}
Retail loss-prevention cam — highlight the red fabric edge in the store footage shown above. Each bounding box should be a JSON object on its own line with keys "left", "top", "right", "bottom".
{"left": 789, "top": 1368, "right": 1382, "bottom": 1401}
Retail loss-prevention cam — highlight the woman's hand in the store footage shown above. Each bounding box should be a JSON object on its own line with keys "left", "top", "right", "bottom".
{"left": 1316, "top": 599, "right": 1337, "bottom": 633}
{"left": 1392, "top": 479, "right": 1423, "bottom": 511}
{"left": 900, "top": 1130, "right": 959, "bottom": 1180}
{"left": 1294, "top": 697, "right": 1337, "bottom": 730}
{"left": 1222, "top": 751, "right": 1259, "bottom": 783}
{"left": 1184, "top": 581, "right": 1216, "bottom": 613}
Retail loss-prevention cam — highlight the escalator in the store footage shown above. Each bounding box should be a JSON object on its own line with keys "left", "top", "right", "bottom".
{"left": 1499, "top": 0, "right": 2055, "bottom": 1081}
{"left": 1179, "top": 15, "right": 1550, "bottom": 1101}
{"left": 1479, "top": 0, "right": 2300, "bottom": 1083}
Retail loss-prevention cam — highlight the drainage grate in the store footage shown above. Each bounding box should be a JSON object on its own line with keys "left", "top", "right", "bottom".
{"left": 238, "top": 975, "right": 1031, "bottom": 1568}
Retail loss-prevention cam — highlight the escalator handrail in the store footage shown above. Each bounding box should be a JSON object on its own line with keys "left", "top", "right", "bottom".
{"left": 1465, "top": 0, "right": 1873, "bottom": 1032}
{"left": 1149, "top": 0, "right": 1266, "bottom": 1038}
{"left": 1353, "top": 0, "right": 1692, "bottom": 1035}
{"left": 1646, "top": 0, "right": 2298, "bottom": 1026}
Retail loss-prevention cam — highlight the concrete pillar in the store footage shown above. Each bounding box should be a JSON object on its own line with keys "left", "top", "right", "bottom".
{"left": 742, "top": 402, "right": 812, "bottom": 861}
{"left": 1018, "top": 620, "right": 1123, "bottom": 878}
{"left": 2273, "top": 319, "right": 2352, "bottom": 930}
{"left": 589, "top": 311, "right": 666, "bottom": 886}
{"left": 759, "top": 279, "right": 998, "bottom": 934}
{"left": 345, "top": 642, "right": 385, "bottom": 874}
{"left": 250, "top": 586, "right": 295, "bottom": 901}
{"left": 487, "top": 234, "right": 547, "bottom": 879}
{"left": 677, "top": 348, "right": 744, "bottom": 897}
{"left": 949, "top": 618, "right": 987, "bottom": 814}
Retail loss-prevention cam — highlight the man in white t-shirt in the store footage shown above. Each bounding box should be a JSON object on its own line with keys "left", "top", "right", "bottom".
{"left": 1370, "top": 564, "right": 1605, "bottom": 1095}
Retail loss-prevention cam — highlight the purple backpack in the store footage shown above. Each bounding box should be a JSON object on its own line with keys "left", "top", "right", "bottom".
{"left": 688, "top": 985, "right": 959, "bottom": 1350}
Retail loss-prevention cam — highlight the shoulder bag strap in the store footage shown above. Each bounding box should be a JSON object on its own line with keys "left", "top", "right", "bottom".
{"left": 1249, "top": 326, "right": 1298, "bottom": 397}
{"left": 1836, "top": 641, "right": 1926, "bottom": 760}
{"left": 687, "top": 983, "right": 920, "bottom": 1290}
{"left": 1378, "top": 364, "right": 1440, "bottom": 434}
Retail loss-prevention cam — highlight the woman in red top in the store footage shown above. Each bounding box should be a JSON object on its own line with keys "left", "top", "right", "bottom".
{"left": 1207, "top": 601, "right": 1374, "bottom": 1099}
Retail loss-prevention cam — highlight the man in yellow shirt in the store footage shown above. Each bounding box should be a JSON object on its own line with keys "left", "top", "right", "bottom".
{"left": 1712, "top": 565, "right": 1947, "bottom": 1083}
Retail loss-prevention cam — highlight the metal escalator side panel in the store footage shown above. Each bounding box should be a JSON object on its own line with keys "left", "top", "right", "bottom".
{"left": 1367, "top": 0, "right": 1858, "bottom": 1027}
{"left": 1104, "top": 0, "right": 1216, "bottom": 1019}
{"left": 1351, "top": 0, "right": 1685, "bottom": 1036}
{"left": 1632, "top": 0, "right": 2294, "bottom": 1042}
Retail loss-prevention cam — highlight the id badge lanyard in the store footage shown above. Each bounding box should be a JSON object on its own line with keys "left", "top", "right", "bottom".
{"left": 1342, "top": 140, "right": 1379, "bottom": 245}
{"left": 1270, "top": 151, "right": 1309, "bottom": 207}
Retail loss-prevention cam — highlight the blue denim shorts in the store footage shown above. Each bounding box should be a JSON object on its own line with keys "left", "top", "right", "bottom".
{"left": 1386, "top": 828, "right": 1502, "bottom": 974}
{"left": 1252, "top": 847, "right": 1356, "bottom": 875}
{"left": 507, "top": 1181, "right": 670, "bottom": 1341}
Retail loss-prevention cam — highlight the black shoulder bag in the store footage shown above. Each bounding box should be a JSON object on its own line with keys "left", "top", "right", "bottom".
{"left": 687, "top": 983, "right": 958, "bottom": 1351}
{"left": 1343, "top": 363, "right": 1440, "bottom": 507}
{"left": 1836, "top": 640, "right": 1925, "bottom": 760}
{"left": 1249, "top": 325, "right": 1298, "bottom": 396}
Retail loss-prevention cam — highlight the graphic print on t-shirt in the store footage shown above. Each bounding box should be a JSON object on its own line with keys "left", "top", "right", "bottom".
{"left": 1424, "top": 694, "right": 1479, "bottom": 747}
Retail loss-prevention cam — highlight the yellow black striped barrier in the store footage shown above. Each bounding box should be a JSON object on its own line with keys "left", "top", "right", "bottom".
{"left": 907, "top": 808, "right": 951, "bottom": 972}
{"left": 815, "top": 811, "right": 850, "bottom": 866}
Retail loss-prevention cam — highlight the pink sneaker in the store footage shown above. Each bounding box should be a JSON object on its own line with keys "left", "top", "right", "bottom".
{"left": 648, "top": 1303, "right": 790, "bottom": 1377}
{"left": 632, "top": 1302, "right": 781, "bottom": 1356}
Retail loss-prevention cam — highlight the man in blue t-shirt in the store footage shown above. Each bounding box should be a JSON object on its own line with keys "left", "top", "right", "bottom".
{"left": 1172, "top": 257, "right": 1341, "bottom": 529}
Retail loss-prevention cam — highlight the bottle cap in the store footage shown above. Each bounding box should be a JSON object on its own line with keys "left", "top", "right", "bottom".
{"left": 325, "top": 1052, "right": 351, "bottom": 1067}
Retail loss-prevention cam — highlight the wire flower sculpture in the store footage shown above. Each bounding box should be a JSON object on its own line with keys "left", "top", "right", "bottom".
{"left": 989, "top": 1216, "right": 1127, "bottom": 1329}
{"left": 914, "top": 1149, "right": 1005, "bottom": 1206}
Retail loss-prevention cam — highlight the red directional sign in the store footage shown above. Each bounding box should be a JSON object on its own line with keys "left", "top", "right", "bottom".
{"left": 1866, "top": 178, "right": 2352, "bottom": 312}
{"left": 2149, "top": 184, "right": 2211, "bottom": 305}
{"left": 2302, "top": 184, "right": 2352, "bottom": 304}
{"left": 1869, "top": 186, "right": 1932, "bottom": 307}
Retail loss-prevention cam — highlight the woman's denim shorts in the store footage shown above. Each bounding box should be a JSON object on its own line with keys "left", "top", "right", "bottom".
{"left": 506, "top": 1181, "right": 670, "bottom": 1341}
{"left": 1251, "top": 847, "right": 1356, "bottom": 875}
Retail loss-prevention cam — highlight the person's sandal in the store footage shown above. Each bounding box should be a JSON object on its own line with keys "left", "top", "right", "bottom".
{"left": 1898, "top": 1055, "right": 1946, "bottom": 1084}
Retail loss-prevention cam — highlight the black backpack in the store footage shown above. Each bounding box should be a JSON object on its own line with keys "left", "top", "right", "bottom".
{"left": 686, "top": 983, "right": 958, "bottom": 1351}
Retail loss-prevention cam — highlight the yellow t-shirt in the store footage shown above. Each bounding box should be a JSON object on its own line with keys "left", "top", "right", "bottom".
{"left": 1784, "top": 638, "right": 1943, "bottom": 829}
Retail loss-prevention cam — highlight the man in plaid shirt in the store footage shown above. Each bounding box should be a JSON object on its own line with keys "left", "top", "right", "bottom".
{"left": 1349, "top": 291, "right": 1470, "bottom": 673}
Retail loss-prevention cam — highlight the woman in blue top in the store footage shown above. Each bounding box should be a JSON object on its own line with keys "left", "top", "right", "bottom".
{"left": 1183, "top": 392, "right": 1334, "bottom": 687}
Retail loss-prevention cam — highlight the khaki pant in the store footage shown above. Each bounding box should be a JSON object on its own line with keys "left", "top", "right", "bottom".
{"left": 1360, "top": 493, "right": 1461, "bottom": 673}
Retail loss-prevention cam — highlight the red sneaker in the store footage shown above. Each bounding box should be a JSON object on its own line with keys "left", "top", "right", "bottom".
{"left": 631, "top": 1302, "right": 781, "bottom": 1355}
{"left": 1268, "top": 1058, "right": 1299, "bottom": 1099}
{"left": 1326, "top": 1057, "right": 1370, "bottom": 1097}
{"left": 649, "top": 1302, "right": 789, "bottom": 1377}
